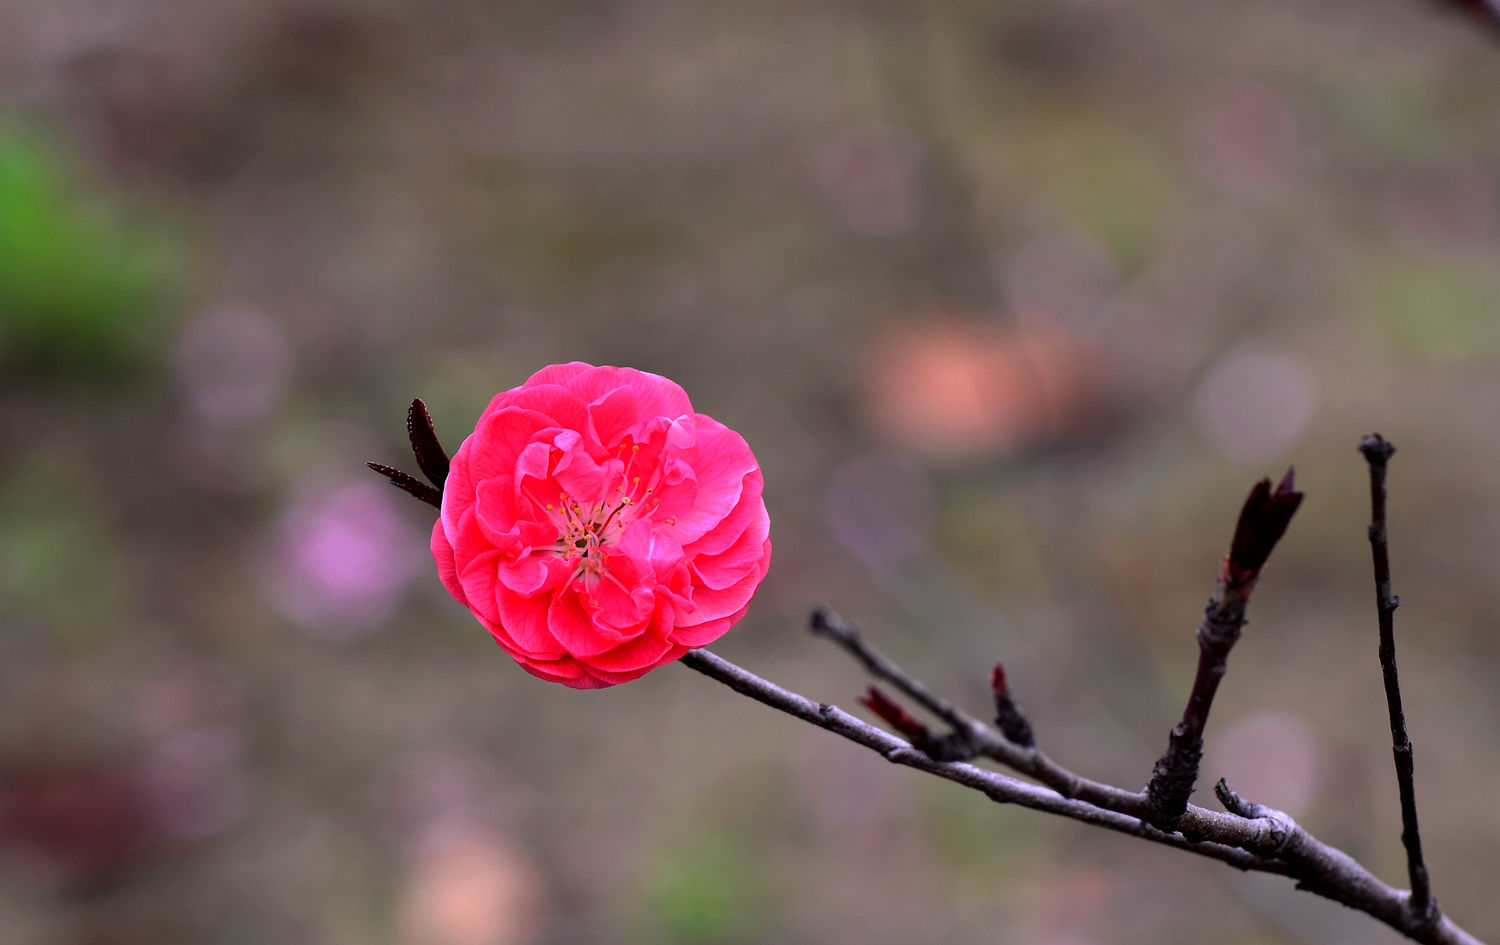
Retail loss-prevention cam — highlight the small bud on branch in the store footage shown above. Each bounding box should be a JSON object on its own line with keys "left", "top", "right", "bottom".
{"left": 991, "top": 664, "right": 1035, "bottom": 748}
{"left": 1224, "top": 467, "right": 1303, "bottom": 593}
{"left": 859, "top": 686, "right": 976, "bottom": 762}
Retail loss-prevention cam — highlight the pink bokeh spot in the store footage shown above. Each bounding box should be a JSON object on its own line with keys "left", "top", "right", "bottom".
{"left": 432, "top": 363, "right": 772, "bottom": 689}
{"left": 269, "top": 481, "right": 422, "bottom": 638}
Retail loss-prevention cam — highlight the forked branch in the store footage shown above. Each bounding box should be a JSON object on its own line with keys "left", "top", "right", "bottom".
{"left": 677, "top": 446, "right": 1482, "bottom": 945}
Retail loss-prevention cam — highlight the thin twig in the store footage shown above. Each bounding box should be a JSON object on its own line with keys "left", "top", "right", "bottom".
{"left": 1360, "top": 433, "right": 1436, "bottom": 925}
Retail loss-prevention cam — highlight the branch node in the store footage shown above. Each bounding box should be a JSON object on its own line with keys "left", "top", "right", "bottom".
{"left": 1215, "top": 779, "right": 1295, "bottom": 856}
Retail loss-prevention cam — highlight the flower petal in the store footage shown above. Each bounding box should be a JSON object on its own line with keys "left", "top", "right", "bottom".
{"left": 681, "top": 539, "right": 770, "bottom": 627}
{"left": 494, "top": 587, "right": 567, "bottom": 659}
{"left": 564, "top": 366, "right": 693, "bottom": 423}
{"left": 431, "top": 518, "right": 465, "bottom": 605}
{"left": 689, "top": 492, "right": 770, "bottom": 590}
{"left": 545, "top": 586, "right": 635, "bottom": 658}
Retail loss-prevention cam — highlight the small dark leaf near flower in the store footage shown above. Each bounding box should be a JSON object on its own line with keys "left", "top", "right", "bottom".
{"left": 366, "top": 461, "right": 442, "bottom": 509}
{"left": 406, "top": 398, "right": 450, "bottom": 489}
{"left": 1225, "top": 467, "right": 1303, "bottom": 591}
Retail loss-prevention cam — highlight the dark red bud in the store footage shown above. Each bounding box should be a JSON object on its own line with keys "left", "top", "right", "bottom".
{"left": 990, "top": 664, "right": 1009, "bottom": 697}
{"left": 860, "top": 686, "right": 930, "bottom": 745}
{"left": 1225, "top": 467, "right": 1303, "bottom": 591}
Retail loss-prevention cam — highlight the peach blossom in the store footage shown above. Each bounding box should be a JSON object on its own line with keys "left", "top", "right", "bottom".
{"left": 431, "top": 363, "right": 771, "bottom": 688}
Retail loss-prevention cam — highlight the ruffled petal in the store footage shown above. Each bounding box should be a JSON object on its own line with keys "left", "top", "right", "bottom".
{"left": 431, "top": 518, "right": 465, "bottom": 605}
{"left": 659, "top": 418, "right": 758, "bottom": 543}
{"left": 515, "top": 655, "right": 605, "bottom": 689}
{"left": 521, "top": 362, "right": 594, "bottom": 390}
{"left": 564, "top": 366, "right": 693, "bottom": 423}
{"left": 542, "top": 585, "right": 635, "bottom": 658}
{"left": 684, "top": 469, "right": 764, "bottom": 558}
{"left": 668, "top": 602, "right": 749, "bottom": 648}
{"left": 680, "top": 539, "right": 770, "bottom": 627}
{"left": 494, "top": 587, "right": 567, "bottom": 659}
{"left": 496, "top": 384, "right": 590, "bottom": 434}
{"left": 689, "top": 494, "right": 770, "bottom": 590}
{"left": 580, "top": 602, "right": 677, "bottom": 674}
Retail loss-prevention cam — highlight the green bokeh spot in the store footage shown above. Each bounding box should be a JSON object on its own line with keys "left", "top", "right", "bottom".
{"left": 633, "top": 830, "right": 764, "bottom": 945}
{"left": 0, "top": 128, "right": 183, "bottom": 376}
{"left": 1355, "top": 257, "right": 1500, "bottom": 362}
{"left": 0, "top": 459, "right": 124, "bottom": 643}
{"left": 918, "top": 780, "right": 1042, "bottom": 888}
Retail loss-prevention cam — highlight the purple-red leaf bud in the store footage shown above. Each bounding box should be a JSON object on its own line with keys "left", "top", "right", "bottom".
{"left": 1225, "top": 467, "right": 1303, "bottom": 591}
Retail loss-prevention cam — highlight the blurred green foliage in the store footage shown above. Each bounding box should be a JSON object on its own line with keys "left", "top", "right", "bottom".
{"left": 0, "top": 129, "right": 182, "bottom": 376}
{"left": 918, "top": 781, "right": 1043, "bottom": 887}
{"left": 633, "top": 830, "right": 765, "bottom": 945}
{"left": 0, "top": 458, "right": 124, "bottom": 642}
{"left": 1356, "top": 255, "right": 1500, "bottom": 362}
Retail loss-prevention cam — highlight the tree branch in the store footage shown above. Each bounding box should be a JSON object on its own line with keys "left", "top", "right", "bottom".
{"left": 1361, "top": 433, "right": 1437, "bottom": 925}
{"left": 678, "top": 647, "right": 1484, "bottom": 945}
{"left": 677, "top": 648, "right": 1276, "bottom": 871}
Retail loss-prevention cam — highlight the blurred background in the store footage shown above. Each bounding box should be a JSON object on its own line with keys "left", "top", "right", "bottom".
{"left": 3, "top": 1, "right": 1500, "bottom": 943}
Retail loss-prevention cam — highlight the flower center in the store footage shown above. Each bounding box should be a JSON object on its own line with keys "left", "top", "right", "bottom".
{"left": 541, "top": 443, "right": 668, "bottom": 581}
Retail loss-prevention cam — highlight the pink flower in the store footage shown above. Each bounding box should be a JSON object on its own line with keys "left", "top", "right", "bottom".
{"left": 431, "top": 363, "right": 771, "bottom": 689}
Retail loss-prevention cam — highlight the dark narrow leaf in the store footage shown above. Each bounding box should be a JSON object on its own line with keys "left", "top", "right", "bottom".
{"left": 366, "top": 461, "right": 442, "bottom": 509}
{"left": 407, "top": 398, "right": 450, "bottom": 489}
